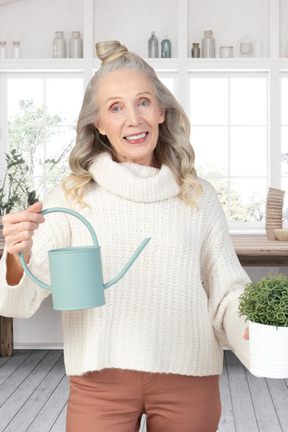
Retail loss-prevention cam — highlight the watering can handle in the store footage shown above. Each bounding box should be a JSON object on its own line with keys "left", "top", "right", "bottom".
{"left": 19, "top": 207, "right": 99, "bottom": 290}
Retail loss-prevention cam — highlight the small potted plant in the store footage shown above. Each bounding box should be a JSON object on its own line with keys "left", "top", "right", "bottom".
{"left": 239, "top": 273, "right": 288, "bottom": 378}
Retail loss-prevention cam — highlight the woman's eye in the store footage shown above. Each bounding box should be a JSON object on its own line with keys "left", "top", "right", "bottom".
{"left": 111, "top": 105, "right": 121, "bottom": 112}
{"left": 139, "top": 100, "right": 149, "bottom": 107}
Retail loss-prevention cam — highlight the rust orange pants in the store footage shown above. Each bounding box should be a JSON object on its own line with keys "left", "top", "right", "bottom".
{"left": 66, "top": 369, "right": 221, "bottom": 432}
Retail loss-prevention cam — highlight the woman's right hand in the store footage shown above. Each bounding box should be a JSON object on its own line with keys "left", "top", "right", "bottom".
{"left": 3, "top": 201, "right": 45, "bottom": 258}
{"left": 2, "top": 202, "right": 45, "bottom": 285}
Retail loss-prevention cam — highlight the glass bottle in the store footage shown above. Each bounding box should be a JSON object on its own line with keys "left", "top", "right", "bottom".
{"left": 12, "top": 41, "right": 21, "bottom": 58}
{"left": 148, "top": 31, "right": 159, "bottom": 58}
{"left": 191, "top": 43, "right": 200, "bottom": 58}
{"left": 161, "top": 34, "right": 171, "bottom": 58}
{"left": 201, "top": 30, "right": 215, "bottom": 58}
{"left": 0, "top": 41, "right": 7, "bottom": 59}
{"left": 69, "top": 31, "right": 83, "bottom": 58}
{"left": 53, "top": 31, "right": 66, "bottom": 58}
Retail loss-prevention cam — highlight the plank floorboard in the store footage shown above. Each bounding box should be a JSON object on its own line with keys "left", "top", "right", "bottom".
{"left": 245, "top": 370, "right": 282, "bottom": 432}
{"left": 0, "top": 350, "right": 48, "bottom": 409}
{"left": 4, "top": 351, "right": 64, "bottom": 432}
{"left": 266, "top": 378, "right": 288, "bottom": 431}
{"left": 225, "top": 350, "right": 259, "bottom": 432}
{"left": 1, "top": 350, "right": 288, "bottom": 431}
{"left": 27, "top": 375, "right": 69, "bottom": 432}
{"left": 0, "top": 350, "right": 33, "bottom": 386}
{"left": 219, "top": 353, "right": 235, "bottom": 432}
{"left": 49, "top": 403, "right": 68, "bottom": 432}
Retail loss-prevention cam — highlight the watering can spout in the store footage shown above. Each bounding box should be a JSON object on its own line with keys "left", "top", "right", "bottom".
{"left": 104, "top": 238, "right": 151, "bottom": 289}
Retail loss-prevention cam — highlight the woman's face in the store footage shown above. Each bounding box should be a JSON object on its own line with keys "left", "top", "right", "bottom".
{"left": 95, "top": 69, "right": 165, "bottom": 166}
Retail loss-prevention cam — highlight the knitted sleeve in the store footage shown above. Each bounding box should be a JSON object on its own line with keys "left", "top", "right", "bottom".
{"left": 0, "top": 184, "right": 71, "bottom": 318}
{"left": 200, "top": 181, "right": 251, "bottom": 370}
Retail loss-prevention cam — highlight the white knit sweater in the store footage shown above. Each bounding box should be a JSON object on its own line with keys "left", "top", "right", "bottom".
{"left": 0, "top": 153, "right": 250, "bottom": 376}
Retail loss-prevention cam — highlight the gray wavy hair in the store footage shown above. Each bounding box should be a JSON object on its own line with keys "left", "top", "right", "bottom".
{"left": 63, "top": 40, "right": 202, "bottom": 207}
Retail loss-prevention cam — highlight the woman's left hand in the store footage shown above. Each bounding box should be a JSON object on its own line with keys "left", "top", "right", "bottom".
{"left": 244, "top": 327, "right": 249, "bottom": 340}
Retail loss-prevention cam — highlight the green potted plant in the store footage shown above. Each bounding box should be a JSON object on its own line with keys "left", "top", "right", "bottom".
{"left": 239, "top": 273, "right": 288, "bottom": 378}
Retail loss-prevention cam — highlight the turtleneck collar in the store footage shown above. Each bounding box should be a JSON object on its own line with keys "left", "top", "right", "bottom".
{"left": 89, "top": 153, "right": 180, "bottom": 203}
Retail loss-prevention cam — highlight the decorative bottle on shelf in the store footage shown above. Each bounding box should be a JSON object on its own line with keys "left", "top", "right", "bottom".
{"left": 148, "top": 31, "right": 159, "bottom": 58}
{"left": 201, "top": 30, "right": 215, "bottom": 58}
{"left": 53, "top": 31, "right": 66, "bottom": 58}
{"left": 12, "top": 41, "right": 21, "bottom": 58}
{"left": 0, "top": 41, "right": 7, "bottom": 59}
{"left": 69, "top": 31, "right": 83, "bottom": 58}
{"left": 161, "top": 34, "right": 171, "bottom": 58}
{"left": 191, "top": 43, "right": 200, "bottom": 58}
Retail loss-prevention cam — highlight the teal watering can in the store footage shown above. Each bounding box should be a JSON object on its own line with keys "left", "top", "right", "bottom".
{"left": 19, "top": 208, "right": 150, "bottom": 311}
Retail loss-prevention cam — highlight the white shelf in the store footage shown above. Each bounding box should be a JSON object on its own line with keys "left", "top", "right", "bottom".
{"left": 187, "top": 58, "right": 271, "bottom": 71}
{"left": 0, "top": 0, "right": 280, "bottom": 73}
{"left": 0, "top": 58, "right": 85, "bottom": 72}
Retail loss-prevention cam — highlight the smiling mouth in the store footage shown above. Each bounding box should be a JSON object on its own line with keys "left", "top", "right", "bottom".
{"left": 124, "top": 132, "right": 148, "bottom": 141}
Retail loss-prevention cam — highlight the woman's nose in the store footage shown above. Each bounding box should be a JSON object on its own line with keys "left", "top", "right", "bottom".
{"left": 125, "top": 106, "right": 141, "bottom": 126}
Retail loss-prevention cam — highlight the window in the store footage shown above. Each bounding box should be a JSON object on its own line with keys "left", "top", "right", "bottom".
{"left": 189, "top": 72, "right": 268, "bottom": 227}
{"left": 4, "top": 73, "right": 83, "bottom": 210}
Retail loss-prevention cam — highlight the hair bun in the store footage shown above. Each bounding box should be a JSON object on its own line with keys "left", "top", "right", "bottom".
{"left": 96, "top": 41, "right": 128, "bottom": 65}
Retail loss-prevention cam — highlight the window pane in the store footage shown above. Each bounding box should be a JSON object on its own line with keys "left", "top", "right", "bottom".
{"left": 191, "top": 126, "right": 228, "bottom": 177}
{"left": 231, "top": 178, "right": 266, "bottom": 222}
{"left": 282, "top": 178, "right": 288, "bottom": 225}
{"left": 8, "top": 79, "right": 44, "bottom": 124}
{"left": 190, "top": 77, "right": 228, "bottom": 125}
{"left": 230, "top": 77, "right": 267, "bottom": 125}
{"left": 230, "top": 127, "right": 267, "bottom": 176}
{"left": 8, "top": 126, "right": 44, "bottom": 177}
{"left": 157, "top": 74, "right": 176, "bottom": 95}
{"left": 6, "top": 75, "right": 82, "bottom": 212}
{"left": 46, "top": 79, "right": 83, "bottom": 124}
{"left": 281, "top": 77, "right": 288, "bottom": 125}
{"left": 45, "top": 127, "right": 76, "bottom": 177}
{"left": 281, "top": 126, "right": 288, "bottom": 176}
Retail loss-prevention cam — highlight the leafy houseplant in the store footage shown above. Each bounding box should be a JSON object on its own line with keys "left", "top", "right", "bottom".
{"left": 239, "top": 273, "right": 288, "bottom": 328}
{"left": 239, "top": 273, "right": 288, "bottom": 378}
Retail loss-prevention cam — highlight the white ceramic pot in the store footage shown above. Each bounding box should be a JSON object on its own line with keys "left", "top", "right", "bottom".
{"left": 249, "top": 321, "right": 288, "bottom": 378}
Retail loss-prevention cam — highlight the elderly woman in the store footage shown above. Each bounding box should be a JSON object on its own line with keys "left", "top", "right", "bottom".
{"left": 0, "top": 41, "right": 250, "bottom": 432}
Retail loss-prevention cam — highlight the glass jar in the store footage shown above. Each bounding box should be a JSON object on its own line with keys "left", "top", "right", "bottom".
{"left": 191, "top": 43, "right": 200, "bottom": 58}
{"left": 53, "top": 31, "right": 66, "bottom": 58}
{"left": 12, "top": 41, "right": 21, "bottom": 58}
{"left": 0, "top": 41, "right": 7, "bottom": 59}
{"left": 69, "top": 31, "right": 83, "bottom": 58}
{"left": 201, "top": 30, "right": 215, "bottom": 58}
{"left": 240, "top": 37, "right": 253, "bottom": 58}
{"left": 220, "top": 46, "right": 233, "bottom": 58}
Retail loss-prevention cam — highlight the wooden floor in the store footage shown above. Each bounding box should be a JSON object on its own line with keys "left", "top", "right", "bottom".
{"left": 1, "top": 350, "right": 288, "bottom": 432}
